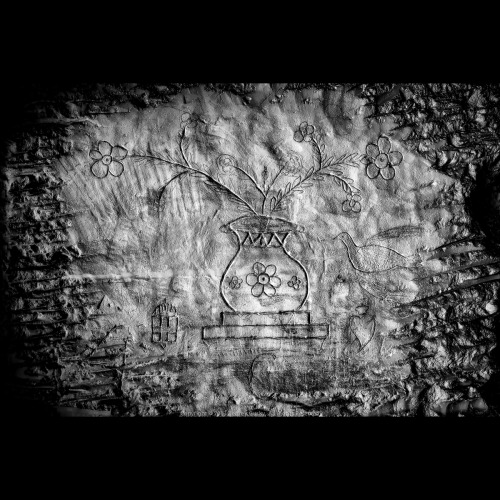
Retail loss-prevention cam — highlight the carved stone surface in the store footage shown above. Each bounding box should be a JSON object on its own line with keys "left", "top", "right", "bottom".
{"left": 2, "top": 83, "right": 499, "bottom": 417}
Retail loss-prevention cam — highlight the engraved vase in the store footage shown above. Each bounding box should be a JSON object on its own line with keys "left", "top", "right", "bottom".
{"left": 220, "top": 215, "right": 308, "bottom": 313}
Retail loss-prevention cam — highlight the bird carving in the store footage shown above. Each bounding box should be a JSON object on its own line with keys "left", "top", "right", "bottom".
{"left": 336, "top": 232, "right": 420, "bottom": 273}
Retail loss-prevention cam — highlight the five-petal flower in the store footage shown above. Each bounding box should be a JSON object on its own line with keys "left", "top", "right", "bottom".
{"left": 90, "top": 141, "right": 128, "bottom": 179}
{"left": 246, "top": 262, "right": 281, "bottom": 297}
{"left": 363, "top": 136, "right": 402, "bottom": 180}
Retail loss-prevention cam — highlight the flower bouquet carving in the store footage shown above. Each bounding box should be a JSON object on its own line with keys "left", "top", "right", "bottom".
{"left": 132, "top": 115, "right": 363, "bottom": 312}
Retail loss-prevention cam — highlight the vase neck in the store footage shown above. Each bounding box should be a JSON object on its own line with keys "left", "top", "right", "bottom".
{"left": 238, "top": 230, "right": 290, "bottom": 248}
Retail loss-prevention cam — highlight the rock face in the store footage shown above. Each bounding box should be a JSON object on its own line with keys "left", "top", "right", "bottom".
{"left": 2, "top": 83, "right": 499, "bottom": 417}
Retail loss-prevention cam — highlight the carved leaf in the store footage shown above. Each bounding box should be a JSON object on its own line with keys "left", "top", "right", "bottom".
{"left": 369, "top": 225, "right": 425, "bottom": 241}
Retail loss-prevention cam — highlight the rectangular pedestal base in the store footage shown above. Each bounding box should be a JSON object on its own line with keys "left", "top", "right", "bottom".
{"left": 221, "top": 310, "right": 311, "bottom": 326}
{"left": 202, "top": 323, "right": 329, "bottom": 340}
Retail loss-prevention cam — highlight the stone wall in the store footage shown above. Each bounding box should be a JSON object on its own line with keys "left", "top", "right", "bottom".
{"left": 2, "top": 83, "right": 499, "bottom": 417}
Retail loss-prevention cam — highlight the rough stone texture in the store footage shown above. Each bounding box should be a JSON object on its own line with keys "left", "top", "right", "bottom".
{"left": 1, "top": 83, "right": 499, "bottom": 417}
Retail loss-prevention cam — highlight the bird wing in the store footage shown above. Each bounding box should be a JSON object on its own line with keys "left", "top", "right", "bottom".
{"left": 356, "top": 273, "right": 389, "bottom": 298}
{"left": 356, "top": 268, "right": 419, "bottom": 305}
{"left": 355, "top": 245, "right": 409, "bottom": 272}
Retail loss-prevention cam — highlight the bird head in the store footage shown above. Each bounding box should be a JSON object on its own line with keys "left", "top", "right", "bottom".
{"left": 336, "top": 232, "right": 350, "bottom": 244}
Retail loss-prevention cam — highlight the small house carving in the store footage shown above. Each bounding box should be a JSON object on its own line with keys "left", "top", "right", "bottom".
{"left": 152, "top": 300, "right": 178, "bottom": 342}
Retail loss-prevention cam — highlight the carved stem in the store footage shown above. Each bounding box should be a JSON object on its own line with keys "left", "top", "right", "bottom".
{"left": 268, "top": 136, "right": 360, "bottom": 214}
{"left": 263, "top": 164, "right": 286, "bottom": 214}
{"left": 134, "top": 126, "right": 259, "bottom": 216}
{"left": 310, "top": 137, "right": 360, "bottom": 196}
{"left": 231, "top": 164, "right": 267, "bottom": 201}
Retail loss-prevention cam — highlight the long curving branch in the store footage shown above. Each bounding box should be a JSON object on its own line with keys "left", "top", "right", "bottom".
{"left": 132, "top": 125, "right": 258, "bottom": 215}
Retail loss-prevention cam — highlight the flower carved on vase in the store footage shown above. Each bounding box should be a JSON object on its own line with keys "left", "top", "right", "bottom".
{"left": 228, "top": 276, "right": 242, "bottom": 289}
{"left": 287, "top": 275, "right": 301, "bottom": 290}
{"left": 246, "top": 263, "right": 281, "bottom": 297}
{"left": 90, "top": 141, "right": 128, "bottom": 178}
{"left": 362, "top": 136, "right": 403, "bottom": 180}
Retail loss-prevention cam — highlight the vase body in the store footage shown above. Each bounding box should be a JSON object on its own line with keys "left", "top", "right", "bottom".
{"left": 220, "top": 216, "right": 308, "bottom": 313}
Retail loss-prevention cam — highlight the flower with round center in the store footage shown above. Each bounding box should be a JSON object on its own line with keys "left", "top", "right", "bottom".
{"left": 89, "top": 141, "right": 128, "bottom": 178}
{"left": 246, "top": 262, "right": 281, "bottom": 297}
{"left": 228, "top": 276, "right": 242, "bottom": 289}
{"left": 363, "top": 136, "right": 403, "bottom": 180}
{"left": 217, "top": 154, "right": 237, "bottom": 173}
